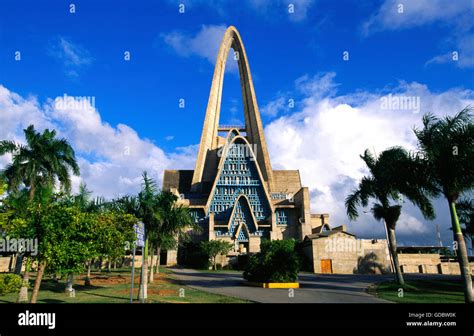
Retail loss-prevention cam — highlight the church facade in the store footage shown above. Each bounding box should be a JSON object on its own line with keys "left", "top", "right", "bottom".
{"left": 159, "top": 26, "right": 465, "bottom": 277}
{"left": 162, "top": 26, "right": 331, "bottom": 256}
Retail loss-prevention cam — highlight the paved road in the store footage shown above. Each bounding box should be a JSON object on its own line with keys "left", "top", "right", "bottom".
{"left": 169, "top": 268, "right": 393, "bottom": 303}
{"left": 170, "top": 269, "right": 465, "bottom": 303}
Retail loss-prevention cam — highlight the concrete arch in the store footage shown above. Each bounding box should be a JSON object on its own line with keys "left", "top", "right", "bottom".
{"left": 192, "top": 26, "right": 274, "bottom": 191}
{"left": 227, "top": 194, "right": 260, "bottom": 232}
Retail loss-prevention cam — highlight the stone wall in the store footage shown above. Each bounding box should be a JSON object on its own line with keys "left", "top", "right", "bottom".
{"left": 0, "top": 253, "right": 178, "bottom": 273}
{"left": 398, "top": 254, "right": 474, "bottom": 275}
{"left": 0, "top": 256, "right": 13, "bottom": 272}
{"left": 304, "top": 237, "right": 474, "bottom": 275}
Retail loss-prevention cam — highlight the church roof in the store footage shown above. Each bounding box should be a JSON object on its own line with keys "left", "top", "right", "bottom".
{"left": 162, "top": 170, "right": 194, "bottom": 193}
{"left": 305, "top": 229, "right": 356, "bottom": 240}
{"left": 163, "top": 169, "right": 303, "bottom": 195}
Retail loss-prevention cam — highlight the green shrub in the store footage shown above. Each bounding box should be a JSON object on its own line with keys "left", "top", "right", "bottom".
{"left": 236, "top": 254, "right": 249, "bottom": 270}
{"left": 295, "top": 241, "right": 313, "bottom": 272}
{"left": 0, "top": 273, "right": 23, "bottom": 296}
{"left": 243, "top": 239, "right": 300, "bottom": 283}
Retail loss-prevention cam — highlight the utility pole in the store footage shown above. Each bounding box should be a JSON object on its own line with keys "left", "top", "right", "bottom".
{"left": 436, "top": 224, "right": 443, "bottom": 247}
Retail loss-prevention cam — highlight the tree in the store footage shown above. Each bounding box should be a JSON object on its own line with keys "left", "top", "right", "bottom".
{"left": 0, "top": 125, "right": 80, "bottom": 200}
{"left": 345, "top": 147, "right": 435, "bottom": 286}
{"left": 201, "top": 240, "right": 233, "bottom": 270}
{"left": 0, "top": 125, "right": 79, "bottom": 303}
{"left": 0, "top": 188, "right": 36, "bottom": 301}
{"left": 456, "top": 198, "right": 473, "bottom": 251}
{"left": 150, "top": 191, "right": 197, "bottom": 280}
{"left": 414, "top": 107, "right": 474, "bottom": 303}
{"left": 135, "top": 172, "right": 158, "bottom": 302}
{"left": 64, "top": 183, "right": 108, "bottom": 285}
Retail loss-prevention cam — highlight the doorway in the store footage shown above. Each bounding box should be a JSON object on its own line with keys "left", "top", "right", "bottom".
{"left": 321, "top": 259, "right": 333, "bottom": 274}
{"left": 160, "top": 250, "right": 167, "bottom": 265}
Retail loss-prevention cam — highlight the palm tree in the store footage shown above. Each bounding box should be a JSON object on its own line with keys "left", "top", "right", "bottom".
{"left": 414, "top": 107, "right": 474, "bottom": 303}
{"left": 345, "top": 147, "right": 435, "bottom": 286}
{"left": 0, "top": 124, "right": 80, "bottom": 303}
{"left": 135, "top": 172, "right": 157, "bottom": 301}
{"left": 0, "top": 125, "right": 80, "bottom": 200}
{"left": 148, "top": 192, "right": 196, "bottom": 281}
{"left": 456, "top": 198, "right": 473, "bottom": 252}
{"left": 109, "top": 172, "right": 196, "bottom": 300}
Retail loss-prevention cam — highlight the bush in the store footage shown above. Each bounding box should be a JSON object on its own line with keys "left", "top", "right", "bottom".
{"left": 243, "top": 239, "right": 300, "bottom": 283}
{"left": 236, "top": 254, "right": 249, "bottom": 270}
{"left": 295, "top": 241, "right": 313, "bottom": 272}
{"left": 0, "top": 273, "right": 23, "bottom": 296}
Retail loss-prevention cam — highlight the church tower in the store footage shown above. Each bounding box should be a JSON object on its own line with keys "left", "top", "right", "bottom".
{"left": 163, "top": 26, "right": 327, "bottom": 256}
{"left": 191, "top": 26, "right": 273, "bottom": 193}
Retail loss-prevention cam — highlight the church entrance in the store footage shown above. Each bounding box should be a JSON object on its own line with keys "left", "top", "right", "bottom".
{"left": 321, "top": 259, "right": 333, "bottom": 274}
{"left": 160, "top": 250, "right": 168, "bottom": 265}
{"left": 237, "top": 242, "right": 248, "bottom": 254}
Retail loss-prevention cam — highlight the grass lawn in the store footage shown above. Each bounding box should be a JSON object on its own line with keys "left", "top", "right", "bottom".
{"left": 0, "top": 267, "right": 249, "bottom": 304}
{"left": 374, "top": 279, "right": 465, "bottom": 303}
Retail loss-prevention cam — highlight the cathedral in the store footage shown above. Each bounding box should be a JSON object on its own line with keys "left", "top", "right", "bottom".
{"left": 162, "top": 26, "right": 331, "bottom": 257}
{"left": 160, "top": 26, "right": 452, "bottom": 276}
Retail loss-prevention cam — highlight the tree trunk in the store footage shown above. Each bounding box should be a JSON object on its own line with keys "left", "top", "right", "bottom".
{"left": 386, "top": 224, "right": 405, "bottom": 286}
{"left": 85, "top": 260, "right": 92, "bottom": 286}
{"left": 138, "top": 238, "right": 149, "bottom": 302}
{"left": 8, "top": 254, "right": 15, "bottom": 272}
{"left": 155, "top": 247, "right": 161, "bottom": 275}
{"left": 149, "top": 244, "right": 155, "bottom": 283}
{"left": 17, "top": 257, "right": 31, "bottom": 302}
{"left": 30, "top": 260, "right": 47, "bottom": 303}
{"left": 107, "top": 259, "right": 111, "bottom": 272}
{"left": 29, "top": 183, "right": 35, "bottom": 201}
{"left": 65, "top": 273, "right": 74, "bottom": 293}
{"left": 213, "top": 256, "right": 217, "bottom": 271}
{"left": 470, "top": 234, "right": 473, "bottom": 253}
{"left": 449, "top": 201, "right": 473, "bottom": 303}
{"left": 14, "top": 253, "right": 24, "bottom": 274}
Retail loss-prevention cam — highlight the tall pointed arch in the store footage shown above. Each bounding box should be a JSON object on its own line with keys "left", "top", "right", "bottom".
{"left": 191, "top": 26, "right": 274, "bottom": 192}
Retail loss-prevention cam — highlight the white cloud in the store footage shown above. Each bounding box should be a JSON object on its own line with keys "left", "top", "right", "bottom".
{"left": 425, "top": 34, "right": 474, "bottom": 69}
{"left": 48, "top": 37, "right": 93, "bottom": 77}
{"left": 362, "top": 0, "right": 474, "bottom": 68}
{"left": 162, "top": 24, "right": 238, "bottom": 73}
{"left": 362, "top": 0, "right": 471, "bottom": 35}
{"left": 264, "top": 73, "right": 474, "bottom": 244}
{"left": 261, "top": 72, "right": 338, "bottom": 117}
{"left": 261, "top": 96, "right": 286, "bottom": 117}
{"left": 0, "top": 86, "right": 196, "bottom": 199}
{"left": 397, "top": 213, "right": 429, "bottom": 234}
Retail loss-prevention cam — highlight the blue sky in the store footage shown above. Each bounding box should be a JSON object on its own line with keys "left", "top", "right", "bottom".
{"left": 0, "top": 0, "right": 473, "bottom": 246}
